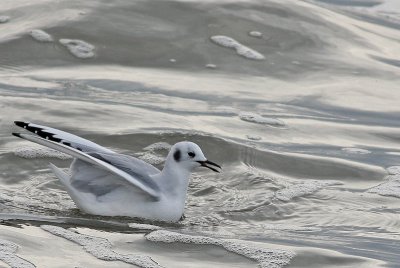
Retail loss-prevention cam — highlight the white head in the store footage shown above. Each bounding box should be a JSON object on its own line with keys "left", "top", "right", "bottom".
{"left": 167, "top": 141, "right": 221, "bottom": 173}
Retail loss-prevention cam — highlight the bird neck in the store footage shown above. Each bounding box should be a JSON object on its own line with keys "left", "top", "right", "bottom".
{"left": 159, "top": 159, "right": 191, "bottom": 198}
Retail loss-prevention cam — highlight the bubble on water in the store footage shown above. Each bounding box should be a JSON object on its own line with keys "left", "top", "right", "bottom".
{"left": 0, "top": 16, "right": 10, "bottom": 23}
{"left": 128, "top": 223, "right": 162, "bottom": 230}
{"left": 41, "top": 225, "right": 163, "bottom": 268}
{"left": 275, "top": 180, "right": 342, "bottom": 201}
{"left": 0, "top": 239, "right": 36, "bottom": 268}
{"left": 146, "top": 230, "right": 295, "bottom": 268}
{"left": 249, "top": 31, "right": 263, "bottom": 38}
{"left": 342, "top": 147, "right": 370, "bottom": 154}
{"left": 30, "top": 29, "right": 53, "bottom": 42}
{"left": 14, "top": 146, "right": 71, "bottom": 160}
{"left": 210, "top": 35, "right": 265, "bottom": 60}
{"left": 206, "top": 64, "right": 217, "bottom": 69}
{"left": 59, "top": 39, "right": 95, "bottom": 59}
{"left": 239, "top": 112, "right": 285, "bottom": 127}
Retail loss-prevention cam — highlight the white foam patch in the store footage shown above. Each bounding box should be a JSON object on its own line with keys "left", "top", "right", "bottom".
{"left": 239, "top": 112, "right": 285, "bottom": 127}
{"left": 387, "top": 166, "right": 400, "bottom": 175}
{"left": 249, "top": 31, "right": 263, "bottom": 38}
{"left": 14, "top": 146, "right": 71, "bottom": 160}
{"left": 144, "top": 142, "right": 172, "bottom": 151}
{"left": 210, "top": 35, "right": 265, "bottom": 60}
{"left": 0, "top": 16, "right": 10, "bottom": 23}
{"left": 146, "top": 230, "right": 294, "bottom": 268}
{"left": 0, "top": 239, "right": 35, "bottom": 268}
{"left": 138, "top": 153, "right": 165, "bottom": 165}
{"left": 40, "top": 225, "right": 163, "bottom": 268}
{"left": 260, "top": 224, "right": 319, "bottom": 232}
{"left": 342, "top": 147, "right": 371, "bottom": 154}
{"left": 30, "top": 29, "right": 53, "bottom": 42}
{"left": 368, "top": 178, "right": 400, "bottom": 198}
{"left": 275, "top": 180, "right": 342, "bottom": 201}
{"left": 368, "top": 166, "right": 400, "bottom": 198}
{"left": 246, "top": 134, "right": 262, "bottom": 141}
{"left": 59, "top": 39, "right": 95, "bottom": 59}
{"left": 128, "top": 223, "right": 162, "bottom": 230}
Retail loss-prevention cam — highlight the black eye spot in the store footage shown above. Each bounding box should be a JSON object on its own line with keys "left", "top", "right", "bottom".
{"left": 188, "top": 152, "right": 195, "bottom": 158}
{"left": 174, "top": 149, "right": 181, "bottom": 162}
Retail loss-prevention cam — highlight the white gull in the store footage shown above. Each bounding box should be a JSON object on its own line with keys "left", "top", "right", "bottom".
{"left": 12, "top": 121, "right": 221, "bottom": 222}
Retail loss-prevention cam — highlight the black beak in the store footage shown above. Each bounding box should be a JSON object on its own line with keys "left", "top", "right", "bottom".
{"left": 197, "top": 160, "right": 222, "bottom": 173}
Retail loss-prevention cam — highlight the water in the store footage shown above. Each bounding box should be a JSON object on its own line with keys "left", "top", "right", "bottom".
{"left": 1, "top": 0, "right": 400, "bottom": 267}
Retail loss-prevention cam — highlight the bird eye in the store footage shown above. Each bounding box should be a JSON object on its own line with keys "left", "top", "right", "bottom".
{"left": 188, "top": 152, "right": 195, "bottom": 158}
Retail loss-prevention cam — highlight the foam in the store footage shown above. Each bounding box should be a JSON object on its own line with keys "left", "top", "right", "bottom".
{"left": 59, "top": 39, "right": 95, "bottom": 59}
{"left": 0, "top": 16, "right": 10, "bottom": 23}
{"left": 143, "top": 142, "right": 171, "bottom": 151}
{"left": 275, "top": 180, "right": 342, "bottom": 201}
{"left": 205, "top": 64, "right": 217, "bottom": 69}
{"left": 368, "top": 166, "right": 400, "bottom": 198}
{"left": 260, "top": 224, "right": 319, "bottom": 232}
{"left": 14, "top": 146, "right": 71, "bottom": 160}
{"left": 138, "top": 153, "right": 165, "bottom": 165}
{"left": 128, "top": 223, "right": 162, "bottom": 230}
{"left": 146, "top": 230, "right": 295, "bottom": 268}
{"left": 387, "top": 166, "right": 400, "bottom": 175}
{"left": 342, "top": 147, "right": 370, "bottom": 154}
{"left": 41, "top": 225, "right": 163, "bottom": 268}
{"left": 249, "top": 31, "right": 263, "bottom": 38}
{"left": 246, "top": 134, "right": 262, "bottom": 141}
{"left": 239, "top": 112, "right": 285, "bottom": 127}
{"left": 0, "top": 239, "right": 35, "bottom": 268}
{"left": 210, "top": 35, "right": 265, "bottom": 60}
{"left": 368, "top": 177, "right": 400, "bottom": 198}
{"left": 30, "top": 29, "right": 53, "bottom": 42}
{"left": 169, "top": 58, "right": 176, "bottom": 63}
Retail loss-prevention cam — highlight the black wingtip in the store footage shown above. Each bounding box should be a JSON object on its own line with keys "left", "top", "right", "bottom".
{"left": 12, "top": 132, "right": 22, "bottom": 138}
{"left": 14, "top": 121, "right": 28, "bottom": 128}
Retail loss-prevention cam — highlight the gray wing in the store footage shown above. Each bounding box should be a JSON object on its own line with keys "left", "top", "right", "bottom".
{"left": 13, "top": 133, "right": 161, "bottom": 200}
{"left": 87, "top": 152, "right": 161, "bottom": 193}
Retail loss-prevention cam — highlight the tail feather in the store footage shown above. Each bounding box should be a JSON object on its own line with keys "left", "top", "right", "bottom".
{"left": 49, "top": 163, "right": 70, "bottom": 186}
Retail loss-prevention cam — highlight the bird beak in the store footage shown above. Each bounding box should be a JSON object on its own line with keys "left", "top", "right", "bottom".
{"left": 197, "top": 160, "right": 222, "bottom": 173}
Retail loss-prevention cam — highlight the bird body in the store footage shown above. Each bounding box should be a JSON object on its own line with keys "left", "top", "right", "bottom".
{"left": 12, "top": 121, "right": 220, "bottom": 222}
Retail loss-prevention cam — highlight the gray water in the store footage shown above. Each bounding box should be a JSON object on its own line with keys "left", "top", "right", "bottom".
{"left": 1, "top": 0, "right": 400, "bottom": 267}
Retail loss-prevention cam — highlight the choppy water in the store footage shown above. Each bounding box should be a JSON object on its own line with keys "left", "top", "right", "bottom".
{"left": 1, "top": 0, "right": 400, "bottom": 267}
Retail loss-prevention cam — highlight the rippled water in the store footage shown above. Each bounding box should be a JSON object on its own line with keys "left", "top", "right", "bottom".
{"left": 1, "top": 0, "right": 400, "bottom": 267}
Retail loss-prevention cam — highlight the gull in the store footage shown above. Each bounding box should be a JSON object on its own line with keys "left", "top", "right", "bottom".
{"left": 12, "top": 121, "right": 221, "bottom": 222}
